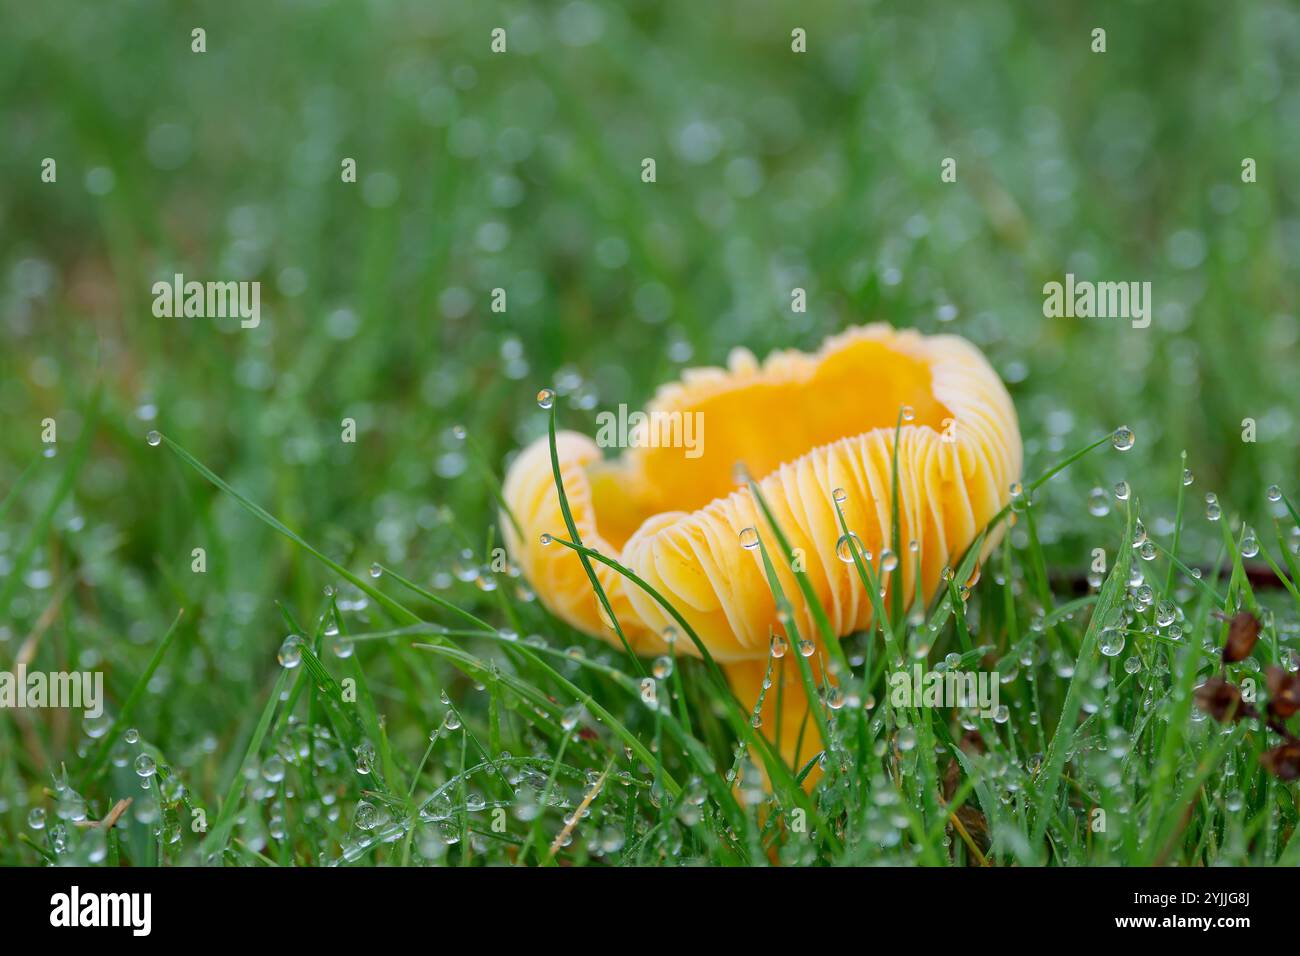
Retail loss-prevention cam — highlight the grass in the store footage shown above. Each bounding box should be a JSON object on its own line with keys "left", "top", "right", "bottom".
{"left": 3, "top": 0, "right": 1300, "bottom": 866}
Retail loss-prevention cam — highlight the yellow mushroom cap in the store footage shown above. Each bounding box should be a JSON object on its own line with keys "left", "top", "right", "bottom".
{"left": 500, "top": 324, "right": 1021, "bottom": 769}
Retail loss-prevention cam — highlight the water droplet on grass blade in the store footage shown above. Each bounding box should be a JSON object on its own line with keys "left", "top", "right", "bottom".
{"left": 1114, "top": 480, "right": 1131, "bottom": 501}
{"left": 561, "top": 704, "right": 583, "bottom": 731}
{"left": 1242, "top": 530, "right": 1259, "bottom": 558}
{"left": 146, "top": 430, "right": 162, "bottom": 447}
{"left": 262, "top": 755, "right": 286, "bottom": 783}
{"left": 836, "top": 532, "right": 866, "bottom": 564}
{"left": 536, "top": 388, "right": 555, "bottom": 409}
{"left": 1111, "top": 426, "right": 1135, "bottom": 451}
{"left": 1266, "top": 484, "right": 1282, "bottom": 503}
{"left": 355, "top": 801, "right": 379, "bottom": 830}
{"left": 355, "top": 741, "right": 376, "bottom": 775}
{"left": 1155, "top": 601, "right": 1177, "bottom": 627}
{"left": 278, "top": 635, "right": 303, "bottom": 669}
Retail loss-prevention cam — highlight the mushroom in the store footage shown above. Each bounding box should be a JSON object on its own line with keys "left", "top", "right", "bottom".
{"left": 502, "top": 324, "right": 1022, "bottom": 781}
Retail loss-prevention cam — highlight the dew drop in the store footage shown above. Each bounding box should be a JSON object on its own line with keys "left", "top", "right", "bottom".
{"left": 1266, "top": 484, "right": 1282, "bottom": 503}
{"left": 836, "top": 532, "right": 862, "bottom": 563}
{"left": 355, "top": 801, "right": 379, "bottom": 831}
{"left": 1114, "top": 480, "right": 1131, "bottom": 502}
{"left": 146, "top": 430, "right": 162, "bottom": 447}
{"left": 369, "top": 562, "right": 383, "bottom": 579}
{"left": 277, "top": 635, "right": 303, "bottom": 669}
{"left": 1155, "top": 600, "right": 1177, "bottom": 627}
{"left": 831, "top": 487, "right": 848, "bottom": 505}
{"left": 1111, "top": 426, "right": 1135, "bottom": 452}
{"left": 561, "top": 704, "right": 583, "bottom": 731}
{"left": 738, "top": 527, "right": 759, "bottom": 551}
{"left": 1087, "top": 487, "right": 1110, "bottom": 517}
{"left": 1241, "top": 529, "right": 1259, "bottom": 559}
{"left": 536, "top": 388, "right": 555, "bottom": 409}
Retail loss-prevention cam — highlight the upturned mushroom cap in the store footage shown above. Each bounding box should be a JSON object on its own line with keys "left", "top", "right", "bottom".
{"left": 501, "top": 324, "right": 1022, "bottom": 773}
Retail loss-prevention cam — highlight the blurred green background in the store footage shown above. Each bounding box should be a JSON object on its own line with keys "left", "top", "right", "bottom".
{"left": 1, "top": 0, "right": 1299, "bottom": 859}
